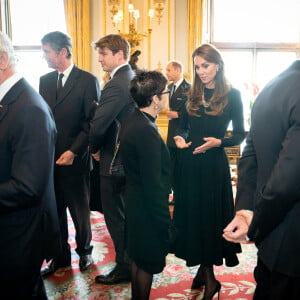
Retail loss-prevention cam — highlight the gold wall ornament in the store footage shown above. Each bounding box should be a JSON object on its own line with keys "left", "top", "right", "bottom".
{"left": 108, "top": 0, "right": 121, "bottom": 20}
{"left": 121, "top": 23, "right": 148, "bottom": 51}
{"left": 153, "top": 0, "right": 166, "bottom": 25}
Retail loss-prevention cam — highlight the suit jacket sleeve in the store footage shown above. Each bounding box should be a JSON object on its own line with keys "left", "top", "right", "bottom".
{"left": 0, "top": 103, "right": 56, "bottom": 213}
{"left": 236, "top": 98, "right": 300, "bottom": 241}
{"left": 90, "top": 83, "right": 125, "bottom": 153}
{"left": 235, "top": 132, "right": 257, "bottom": 212}
{"left": 70, "top": 75, "right": 100, "bottom": 155}
{"left": 220, "top": 88, "right": 246, "bottom": 147}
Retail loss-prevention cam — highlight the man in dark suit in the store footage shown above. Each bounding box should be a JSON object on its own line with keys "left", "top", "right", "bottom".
{"left": 0, "top": 32, "right": 60, "bottom": 299}
{"left": 165, "top": 60, "right": 191, "bottom": 204}
{"left": 90, "top": 34, "right": 135, "bottom": 284}
{"left": 39, "top": 31, "right": 100, "bottom": 276}
{"left": 223, "top": 60, "right": 300, "bottom": 299}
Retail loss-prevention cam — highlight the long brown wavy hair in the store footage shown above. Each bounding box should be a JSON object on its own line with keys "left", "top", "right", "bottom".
{"left": 186, "top": 44, "right": 231, "bottom": 116}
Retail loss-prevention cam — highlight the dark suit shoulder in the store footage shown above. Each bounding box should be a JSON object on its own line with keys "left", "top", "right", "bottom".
{"left": 71, "top": 65, "right": 99, "bottom": 81}
{"left": 169, "top": 79, "right": 191, "bottom": 93}
{"left": 40, "top": 70, "right": 57, "bottom": 82}
{"left": 1, "top": 79, "right": 54, "bottom": 133}
{"left": 114, "top": 64, "right": 133, "bottom": 75}
{"left": 113, "top": 65, "right": 134, "bottom": 80}
{"left": 103, "top": 65, "right": 134, "bottom": 95}
{"left": 40, "top": 66, "right": 98, "bottom": 83}
{"left": 181, "top": 78, "right": 191, "bottom": 90}
{"left": 4, "top": 78, "right": 44, "bottom": 106}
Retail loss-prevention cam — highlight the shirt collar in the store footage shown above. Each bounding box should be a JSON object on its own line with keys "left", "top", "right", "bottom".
{"left": 59, "top": 63, "right": 74, "bottom": 81}
{"left": 0, "top": 73, "right": 23, "bottom": 103}
{"left": 173, "top": 77, "right": 184, "bottom": 89}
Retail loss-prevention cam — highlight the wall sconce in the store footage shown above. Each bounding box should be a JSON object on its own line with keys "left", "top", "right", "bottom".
{"left": 109, "top": 2, "right": 157, "bottom": 52}
{"left": 109, "top": 0, "right": 166, "bottom": 26}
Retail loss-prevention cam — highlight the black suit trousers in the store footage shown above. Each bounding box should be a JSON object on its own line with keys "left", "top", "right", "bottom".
{"left": 254, "top": 258, "right": 300, "bottom": 300}
{"left": 100, "top": 175, "right": 130, "bottom": 267}
{"left": 54, "top": 170, "right": 93, "bottom": 262}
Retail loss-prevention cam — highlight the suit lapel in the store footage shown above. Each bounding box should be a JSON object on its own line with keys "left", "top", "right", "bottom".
{"left": 46, "top": 72, "right": 59, "bottom": 109}
{"left": 55, "top": 66, "right": 79, "bottom": 105}
{"left": 0, "top": 103, "right": 9, "bottom": 122}
{"left": 171, "top": 82, "right": 182, "bottom": 102}
{"left": 174, "top": 79, "right": 189, "bottom": 97}
{"left": 172, "top": 85, "right": 179, "bottom": 98}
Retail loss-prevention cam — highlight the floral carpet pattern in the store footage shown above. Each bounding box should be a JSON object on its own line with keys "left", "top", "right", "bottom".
{"left": 44, "top": 211, "right": 257, "bottom": 300}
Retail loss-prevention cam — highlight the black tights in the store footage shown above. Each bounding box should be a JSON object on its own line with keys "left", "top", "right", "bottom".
{"left": 195, "top": 265, "right": 220, "bottom": 299}
{"left": 131, "top": 261, "right": 153, "bottom": 300}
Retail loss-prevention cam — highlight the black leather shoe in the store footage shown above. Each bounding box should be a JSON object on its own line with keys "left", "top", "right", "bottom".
{"left": 79, "top": 254, "right": 94, "bottom": 271}
{"left": 95, "top": 266, "right": 131, "bottom": 285}
{"left": 41, "top": 260, "right": 70, "bottom": 277}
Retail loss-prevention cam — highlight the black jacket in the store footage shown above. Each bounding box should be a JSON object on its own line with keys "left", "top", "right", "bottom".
{"left": 90, "top": 64, "right": 135, "bottom": 176}
{"left": 235, "top": 60, "right": 300, "bottom": 276}
{"left": 166, "top": 78, "right": 191, "bottom": 147}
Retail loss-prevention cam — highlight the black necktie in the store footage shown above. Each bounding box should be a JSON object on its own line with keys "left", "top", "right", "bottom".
{"left": 56, "top": 73, "right": 64, "bottom": 99}
{"left": 171, "top": 84, "right": 176, "bottom": 96}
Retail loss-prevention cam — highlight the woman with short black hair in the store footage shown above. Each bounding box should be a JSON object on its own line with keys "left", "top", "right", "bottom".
{"left": 120, "top": 70, "right": 172, "bottom": 300}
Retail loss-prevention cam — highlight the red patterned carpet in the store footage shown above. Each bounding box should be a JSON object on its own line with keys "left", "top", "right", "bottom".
{"left": 44, "top": 211, "right": 257, "bottom": 299}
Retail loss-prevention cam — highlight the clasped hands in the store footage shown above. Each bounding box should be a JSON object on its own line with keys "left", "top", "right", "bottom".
{"left": 173, "top": 136, "right": 221, "bottom": 154}
{"left": 223, "top": 210, "right": 254, "bottom": 243}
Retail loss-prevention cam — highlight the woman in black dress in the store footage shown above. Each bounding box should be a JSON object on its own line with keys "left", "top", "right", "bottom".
{"left": 120, "top": 70, "right": 172, "bottom": 300}
{"left": 173, "top": 44, "right": 246, "bottom": 299}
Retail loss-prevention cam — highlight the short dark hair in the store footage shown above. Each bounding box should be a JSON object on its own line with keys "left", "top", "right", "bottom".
{"left": 129, "top": 70, "right": 167, "bottom": 108}
{"left": 41, "top": 31, "right": 72, "bottom": 59}
{"left": 94, "top": 34, "right": 130, "bottom": 60}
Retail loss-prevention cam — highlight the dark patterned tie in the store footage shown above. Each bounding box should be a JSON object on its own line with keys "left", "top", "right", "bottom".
{"left": 56, "top": 73, "right": 64, "bottom": 99}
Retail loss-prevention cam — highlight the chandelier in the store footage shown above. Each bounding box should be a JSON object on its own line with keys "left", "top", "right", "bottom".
{"left": 108, "top": 1, "right": 166, "bottom": 51}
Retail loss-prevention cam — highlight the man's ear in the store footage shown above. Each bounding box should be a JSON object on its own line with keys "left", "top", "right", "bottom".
{"left": 59, "top": 47, "right": 68, "bottom": 58}
{"left": 115, "top": 49, "right": 125, "bottom": 61}
{"left": 0, "top": 51, "right": 9, "bottom": 70}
